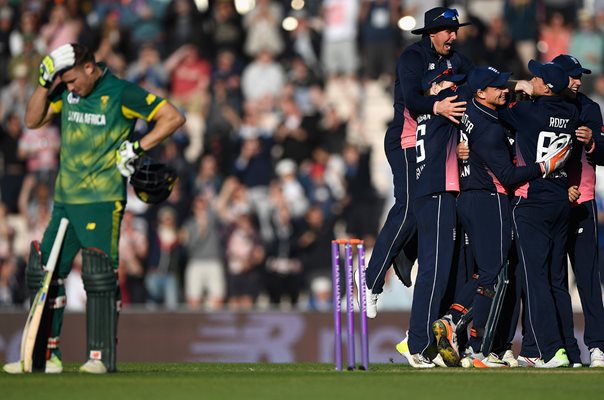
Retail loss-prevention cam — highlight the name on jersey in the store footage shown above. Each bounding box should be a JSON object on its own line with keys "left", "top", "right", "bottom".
{"left": 549, "top": 118, "right": 569, "bottom": 129}
{"left": 67, "top": 111, "right": 107, "bottom": 126}
{"left": 417, "top": 114, "right": 431, "bottom": 124}
{"left": 461, "top": 114, "right": 474, "bottom": 134}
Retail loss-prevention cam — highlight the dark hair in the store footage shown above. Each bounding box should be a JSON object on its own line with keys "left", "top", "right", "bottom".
{"left": 72, "top": 43, "right": 96, "bottom": 66}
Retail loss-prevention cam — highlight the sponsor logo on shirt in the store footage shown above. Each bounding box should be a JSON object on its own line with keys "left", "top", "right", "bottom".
{"left": 67, "top": 111, "right": 107, "bottom": 126}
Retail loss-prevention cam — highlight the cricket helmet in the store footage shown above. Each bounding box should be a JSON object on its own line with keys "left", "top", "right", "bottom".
{"left": 129, "top": 157, "right": 178, "bottom": 204}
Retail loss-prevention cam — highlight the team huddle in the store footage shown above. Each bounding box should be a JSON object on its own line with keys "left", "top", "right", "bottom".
{"left": 360, "top": 7, "right": 604, "bottom": 369}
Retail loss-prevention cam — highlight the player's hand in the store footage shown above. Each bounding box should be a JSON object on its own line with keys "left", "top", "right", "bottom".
{"left": 575, "top": 126, "right": 595, "bottom": 151}
{"left": 39, "top": 44, "right": 76, "bottom": 88}
{"left": 539, "top": 136, "right": 572, "bottom": 177}
{"left": 514, "top": 80, "right": 533, "bottom": 97}
{"left": 456, "top": 141, "right": 470, "bottom": 161}
{"left": 568, "top": 185, "right": 581, "bottom": 203}
{"left": 435, "top": 96, "right": 466, "bottom": 124}
{"left": 116, "top": 140, "right": 144, "bottom": 177}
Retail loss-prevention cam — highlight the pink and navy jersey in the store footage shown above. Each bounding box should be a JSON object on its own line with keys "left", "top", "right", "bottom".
{"left": 387, "top": 36, "right": 473, "bottom": 151}
{"left": 566, "top": 93, "right": 603, "bottom": 205}
{"left": 415, "top": 88, "right": 460, "bottom": 198}
{"left": 459, "top": 99, "right": 542, "bottom": 194}
{"left": 499, "top": 96, "right": 579, "bottom": 202}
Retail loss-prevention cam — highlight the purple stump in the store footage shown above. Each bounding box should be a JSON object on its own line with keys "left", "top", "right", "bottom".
{"left": 331, "top": 241, "right": 342, "bottom": 371}
{"left": 344, "top": 243, "right": 355, "bottom": 370}
{"left": 357, "top": 243, "right": 369, "bottom": 370}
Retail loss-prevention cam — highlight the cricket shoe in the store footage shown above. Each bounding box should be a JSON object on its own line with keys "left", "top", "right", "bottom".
{"left": 354, "top": 269, "right": 378, "bottom": 318}
{"left": 79, "top": 359, "right": 107, "bottom": 374}
{"left": 2, "top": 354, "right": 63, "bottom": 374}
{"left": 432, "top": 315, "right": 460, "bottom": 366}
{"left": 395, "top": 332, "right": 435, "bottom": 368}
{"left": 589, "top": 348, "right": 604, "bottom": 368}
{"left": 460, "top": 348, "right": 509, "bottom": 368}
{"left": 517, "top": 355, "right": 540, "bottom": 368}
{"left": 534, "top": 348, "right": 570, "bottom": 368}
{"left": 424, "top": 343, "right": 448, "bottom": 368}
{"left": 501, "top": 350, "right": 518, "bottom": 368}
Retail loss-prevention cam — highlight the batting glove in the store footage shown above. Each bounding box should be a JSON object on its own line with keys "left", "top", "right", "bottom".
{"left": 116, "top": 140, "right": 144, "bottom": 177}
{"left": 539, "top": 136, "right": 572, "bottom": 178}
{"left": 39, "top": 44, "right": 76, "bottom": 88}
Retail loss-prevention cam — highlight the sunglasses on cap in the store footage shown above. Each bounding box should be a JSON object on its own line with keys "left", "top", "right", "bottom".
{"left": 432, "top": 8, "right": 459, "bottom": 22}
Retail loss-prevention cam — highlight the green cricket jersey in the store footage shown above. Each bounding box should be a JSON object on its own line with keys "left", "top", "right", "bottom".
{"left": 48, "top": 65, "right": 165, "bottom": 204}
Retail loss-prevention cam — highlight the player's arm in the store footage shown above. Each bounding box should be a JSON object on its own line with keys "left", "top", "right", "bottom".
{"left": 139, "top": 101, "right": 185, "bottom": 152}
{"left": 475, "top": 128, "right": 541, "bottom": 187}
{"left": 24, "top": 86, "right": 56, "bottom": 129}
{"left": 25, "top": 44, "right": 75, "bottom": 129}
{"left": 116, "top": 85, "right": 185, "bottom": 177}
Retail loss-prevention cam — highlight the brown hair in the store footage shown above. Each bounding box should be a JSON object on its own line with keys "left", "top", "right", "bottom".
{"left": 72, "top": 43, "right": 96, "bottom": 66}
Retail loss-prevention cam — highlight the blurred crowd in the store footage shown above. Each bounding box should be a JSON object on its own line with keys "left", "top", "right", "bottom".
{"left": 1, "top": 0, "right": 604, "bottom": 311}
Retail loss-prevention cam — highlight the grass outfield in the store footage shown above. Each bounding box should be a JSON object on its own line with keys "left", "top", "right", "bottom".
{"left": 2, "top": 363, "right": 603, "bottom": 400}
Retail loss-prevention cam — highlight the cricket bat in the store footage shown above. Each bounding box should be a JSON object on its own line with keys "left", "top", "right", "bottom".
{"left": 20, "top": 218, "right": 69, "bottom": 373}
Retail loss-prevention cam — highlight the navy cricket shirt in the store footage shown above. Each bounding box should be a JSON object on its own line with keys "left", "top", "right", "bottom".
{"left": 498, "top": 96, "right": 579, "bottom": 201}
{"left": 460, "top": 98, "right": 542, "bottom": 194}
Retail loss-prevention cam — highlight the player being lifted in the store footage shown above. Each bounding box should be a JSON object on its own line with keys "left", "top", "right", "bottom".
{"left": 3, "top": 43, "right": 185, "bottom": 374}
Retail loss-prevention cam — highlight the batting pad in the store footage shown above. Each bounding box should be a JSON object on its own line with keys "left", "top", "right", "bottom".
{"left": 82, "top": 248, "right": 119, "bottom": 372}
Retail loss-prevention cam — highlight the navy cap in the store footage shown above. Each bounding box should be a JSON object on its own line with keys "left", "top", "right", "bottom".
{"left": 551, "top": 54, "right": 591, "bottom": 77}
{"left": 467, "top": 66, "right": 511, "bottom": 92}
{"left": 528, "top": 60, "right": 569, "bottom": 94}
{"left": 422, "top": 65, "right": 465, "bottom": 91}
{"left": 411, "top": 7, "right": 471, "bottom": 35}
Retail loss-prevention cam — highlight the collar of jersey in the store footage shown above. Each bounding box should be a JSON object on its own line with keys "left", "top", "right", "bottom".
{"left": 472, "top": 98, "right": 498, "bottom": 120}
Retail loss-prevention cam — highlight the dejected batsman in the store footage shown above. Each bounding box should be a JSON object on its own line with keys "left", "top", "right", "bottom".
{"left": 3, "top": 43, "right": 185, "bottom": 374}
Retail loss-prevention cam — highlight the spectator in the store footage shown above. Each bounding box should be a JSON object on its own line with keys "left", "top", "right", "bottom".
{"left": 146, "top": 206, "right": 184, "bottom": 310}
{"left": 569, "top": 10, "right": 604, "bottom": 79}
{"left": 181, "top": 195, "right": 225, "bottom": 310}
{"left": 18, "top": 118, "right": 60, "bottom": 188}
{"left": 125, "top": 42, "right": 168, "bottom": 97}
{"left": 320, "top": 0, "right": 360, "bottom": 79}
{"left": 243, "top": 0, "right": 284, "bottom": 57}
{"left": 0, "top": 62, "right": 34, "bottom": 122}
{"left": 265, "top": 186, "right": 302, "bottom": 308}
{"left": 297, "top": 205, "right": 336, "bottom": 311}
{"left": 359, "top": 0, "right": 396, "bottom": 82}
{"left": 193, "top": 153, "right": 223, "bottom": 203}
{"left": 538, "top": 11, "right": 571, "bottom": 62}
{"left": 286, "top": 10, "right": 322, "bottom": 71}
{"left": 9, "top": 10, "right": 44, "bottom": 57}
{"left": 503, "top": 0, "right": 539, "bottom": 71}
{"left": 118, "top": 210, "right": 148, "bottom": 305}
{"left": 0, "top": 113, "right": 26, "bottom": 214}
{"left": 164, "top": 44, "right": 212, "bottom": 163}
{"left": 223, "top": 211, "right": 265, "bottom": 310}
{"left": 0, "top": 5, "right": 13, "bottom": 86}
{"left": 482, "top": 16, "right": 525, "bottom": 77}
{"left": 39, "top": 3, "right": 80, "bottom": 51}
{"left": 203, "top": 0, "right": 245, "bottom": 59}
{"left": 274, "top": 159, "right": 309, "bottom": 220}
{"left": 241, "top": 48, "right": 285, "bottom": 103}
{"left": 118, "top": 0, "right": 168, "bottom": 58}
{"left": 164, "top": 0, "right": 205, "bottom": 55}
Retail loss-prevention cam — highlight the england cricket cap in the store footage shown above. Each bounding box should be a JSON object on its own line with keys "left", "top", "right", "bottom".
{"left": 528, "top": 60, "right": 569, "bottom": 94}
{"left": 422, "top": 64, "right": 465, "bottom": 91}
{"left": 551, "top": 54, "right": 591, "bottom": 77}
{"left": 468, "top": 66, "right": 512, "bottom": 92}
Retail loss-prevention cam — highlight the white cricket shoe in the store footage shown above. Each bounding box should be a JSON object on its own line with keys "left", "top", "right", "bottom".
{"left": 79, "top": 359, "right": 107, "bottom": 374}
{"left": 2, "top": 354, "right": 63, "bottom": 374}
{"left": 354, "top": 269, "right": 378, "bottom": 318}
{"left": 517, "top": 355, "right": 540, "bottom": 367}
{"left": 502, "top": 350, "right": 518, "bottom": 368}
{"left": 2, "top": 361, "right": 23, "bottom": 374}
{"left": 460, "top": 348, "right": 508, "bottom": 368}
{"left": 395, "top": 332, "right": 435, "bottom": 368}
{"left": 534, "top": 348, "right": 570, "bottom": 368}
{"left": 590, "top": 348, "right": 604, "bottom": 368}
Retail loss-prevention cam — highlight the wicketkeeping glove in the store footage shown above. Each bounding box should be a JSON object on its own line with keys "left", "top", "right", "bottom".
{"left": 116, "top": 140, "right": 144, "bottom": 178}
{"left": 39, "top": 44, "right": 76, "bottom": 88}
{"left": 539, "top": 136, "right": 572, "bottom": 178}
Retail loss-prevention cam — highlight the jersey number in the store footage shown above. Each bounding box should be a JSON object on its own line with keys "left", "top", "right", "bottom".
{"left": 535, "top": 131, "right": 571, "bottom": 162}
{"left": 416, "top": 124, "right": 426, "bottom": 163}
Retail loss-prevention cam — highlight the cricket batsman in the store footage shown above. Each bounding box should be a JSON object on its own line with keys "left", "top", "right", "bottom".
{"left": 3, "top": 43, "right": 185, "bottom": 374}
